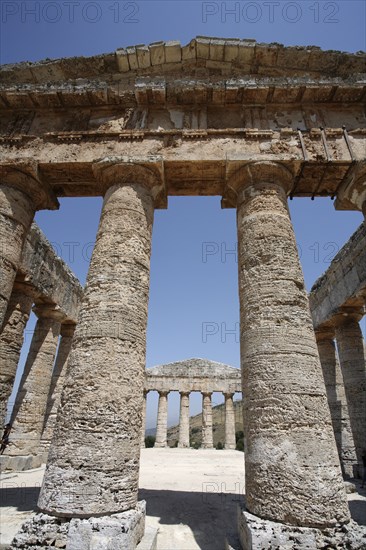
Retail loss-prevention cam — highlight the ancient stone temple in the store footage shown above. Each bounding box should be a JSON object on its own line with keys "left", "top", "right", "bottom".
{"left": 0, "top": 37, "right": 365, "bottom": 549}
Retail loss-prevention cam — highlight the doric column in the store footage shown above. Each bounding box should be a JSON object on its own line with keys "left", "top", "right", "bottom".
{"left": 38, "top": 159, "right": 164, "bottom": 535}
{"left": 316, "top": 329, "right": 357, "bottom": 478}
{"left": 39, "top": 323, "right": 76, "bottom": 462}
{"left": 140, "top": 390, "right": 148, "bottom": 448}
{"left": 0, "top": 165, "right": 58, "bottom": 331}
{"left": 334, "top": 167, "right": 366, "bottom": 218}
{"left": 0, "top": 281, "right": 37, "bottom": 421}
{"left": 178, "top": 392, "right": 190, "bottom": 448}
{"left": 201, "top": 392, "right": 213, "bottom": 449}
{"left": 224, "top": 392, "right": 236, "bottom": 450}
{"left": 233, "top": 162, "right": 349, "bottom": 528}
{"left": 7, "top": 304, "right": 64, "bottom": 471}
{"left": 155, "top": 391, "right": 169, "bottom": 448}
{"left": 335, "top": 311, "right": 366, "bottom": 477}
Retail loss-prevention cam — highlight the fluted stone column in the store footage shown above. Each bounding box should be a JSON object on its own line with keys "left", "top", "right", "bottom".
{"left": 38, "top": 163, "right": 162, "bottom": 533}
{"left": 224, "top": 393, "right": 236, "bottom": 450}
{"left": 140, "top": 390, "right": 147, "bottom": 448}
{"left": 178, "top": 392, "right": 190, "bottom": 448}
{"left": 7, "top": 304, "right": 64, "bottom": 471}
{"left": 316, "top": 329, "right": 357, "bottom": 478}
{"left": 0, "top": 281, "right": 37, "bottom": 421}
{"left": 234, "top": 162, "right": 349, "bottom": 529}
{"left": 155, "top": 391, "right": 169, "bottom": 448}
{"left": 0, "top": 169, "right": 58, "bottom": 331}
{"left": 39, "top": 323, "right": 76, "bottom": 462}
{"left": 335, "top": 312, "right": 366, "bottom": 477}
{"left": 202, "top": 392, "right": 213, "bottom": 449}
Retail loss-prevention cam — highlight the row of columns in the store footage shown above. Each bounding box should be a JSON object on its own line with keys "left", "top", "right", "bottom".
{"left": 0, "top": 287, "right": 76, "bottom": 470}
{"left": 143, "top": 390, "right": 237, "bottom": 449}
{"left": 316, "top": 310, "right": 366, "bottom": 478}
{"left": 1, "top": 160, "right": 364, "bottom": 543}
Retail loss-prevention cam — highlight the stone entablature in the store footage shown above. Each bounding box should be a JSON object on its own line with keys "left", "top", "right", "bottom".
{"left": 309, "top": 222, "right": 366, "bottom": 330}
{"left": 19, "top": 222, "right": 82, "bottom": 323}
{"left": 145, "top": 358, "right": 241, "bottom": 394}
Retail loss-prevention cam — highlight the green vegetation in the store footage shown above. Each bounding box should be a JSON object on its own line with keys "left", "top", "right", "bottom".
{"left": 145, "top": 435, "right": 155, "bottom": 448}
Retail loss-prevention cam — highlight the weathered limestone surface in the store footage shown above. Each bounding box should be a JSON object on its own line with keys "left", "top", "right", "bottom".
{"left": 19, "top": 222, "right": 83, "bottom": 323}
{"left": 178, "top": 392, "right": 190, "bottom": 448}
{"left": 10, "top": 502, "right": 147, "bottom": 550}
{"left": 224, "top": 393, "right": 236, "bottom": 450}
{"left": 309, "top": 222, "right": 366, "bottom": 330}
{"left": 237, "top": 506, "right": 366, "bottom": 550}
{"left": 146, "top": 358, "right": 241, "bottom": 393}
{"left": 141, "top": 391, "right": 147, "bottom": 448}
{"left": 236, "top": 162, "right": 349, "bottom": 528}
{"left": 201, "top": 392, "right": 213, "bottom": 449}
{"left": 0, "top": 281, "right": 37, "bottom": 419}
{"left": 38, "top": 180, "right": 155, "bottom": 517}
{"left": 155, "top": 391, "right": 168, "bottom": 448}
{"left": 0, "top": 186, "right": 36, "bottom": 331}
{"left": 39, "top": 323, "right": 76, "bottom": 462}
{"left": 335, "top": 315, "right": 366, "bottom": 475}
{"left": 6, "top": 304, "right": 64, "bottom": 471}
{"left": 316, "top": 330, "right": 357, "bottom": 478}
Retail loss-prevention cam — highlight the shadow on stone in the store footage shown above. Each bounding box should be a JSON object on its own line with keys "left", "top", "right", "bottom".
{"left": 139, "top": 487, "right": 245, "bottom": 550}
{"left": 0, "top": 485, "right": 40, "bottom": 512}
{"left": 349, "top": 500, "right": 366, "bottom": 526}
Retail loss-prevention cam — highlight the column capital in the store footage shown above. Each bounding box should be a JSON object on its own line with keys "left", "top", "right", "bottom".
{"left": 92, "top": 157, "right": 167, "bottom": 209}
{"left": 223, "top": 392, "right": 235, "bottom": 399}
{"left": 179, "top": 391, "right": 190, "bottom": 397}
{"left": 143, "top": 389, "right": 149, "bottom": 397}
{"left": 12, "top": 280, "right": 39, "bottom": 300}
{"left": 158, "top": 390, "right": 169, "bottom": 398}
{"left": 334, "top": 163, "right": 366, "bottom": 216}
{"left": 33, "top": 303, "right": 67, "bottom": 323}
{"left": 202, "top": 391, "right": 212, "bottom": 398}
{"left": 315, "top": 327, "right": 335, "bottom": 342}
{"left": 60, "top": 323, "right": 76, "bottom": 338}
{"left": 222, "top": 161, "right": 294, "bottom": 208}
{"left": 0, "top": 161, "right": 59, "bottom": 211}
{"left": 333, "top": 306, "right": 364, "bottom": 327}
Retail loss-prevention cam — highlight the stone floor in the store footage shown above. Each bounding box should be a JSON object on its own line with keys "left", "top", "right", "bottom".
{"left": 1, "top": 448, "right": 366, "bottom": 549}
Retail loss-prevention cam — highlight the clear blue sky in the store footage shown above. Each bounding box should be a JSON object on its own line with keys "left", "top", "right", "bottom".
{"left": 2, "top": 1, "right": 365, "bottom": 430}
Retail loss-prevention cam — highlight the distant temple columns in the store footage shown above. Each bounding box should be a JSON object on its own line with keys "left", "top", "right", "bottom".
{"left": 141, "top": 390, "right": 148, "bottom": 447}
{"left": 315, "top": 328, "right": 357, "bottom": 478}
{"left": 201, "top": 392, "right": 213, "bottom": 449}
{"left": 6, "top": 303, "right": 65, "bottom": 471}
{"left": 37, "top": 159, "right": 164, "bottom": 546}
{"left": 0, "top": 166, "right": 58, "bottom": 331}
{"left": 155, "top": 391, "right": 169, "bottom": 448}
{"left": 39, "top": 323, "right": 76, "bottom": 462}
{"left": 178, "top": 392, "right": 190, "bottom": 448}
{"left": 0, "top": 281, "right": 37, "bottom": 421}
{"left": 224, "top": 393, "right": 236, "bottom": 450}
{"left": 233, "top": 162, "right": 350, "bottom": 531}
{"left": 335, "top": 310, "right": 366, "bottom": 477}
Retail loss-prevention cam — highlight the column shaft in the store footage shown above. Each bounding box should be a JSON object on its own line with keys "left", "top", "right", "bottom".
{"left": 39, "top": 324, "right": 75, "bottom": 461}
{"left": 224, "top": 393, "right": 236, "bottom": 450}
{"left": 0, "top": 186, "right": 35, "bottom": 330}
{"left": 38, "top": 183, "right": 154, "bottom": 517}
{"left": 0, "top": 282, "right": 36, "bottom": 421}
{"left": 8, "top": 305, "right": 63, "bottom": 469}
{"left": 317, "top": 332, "right": 357, "bottom": 478}
{"left": 178, "top": 392, "right": 190, "bottom": 448}
{"left": 236, "top": 164, "right": 349, "bottom": 527}
{"left": 140, "top": 391, "right": 147, "bottom": 448}
{"left": 155, "top": 391, "right": 168, "bottom": 448}
{"left": 202, "top": 392, "right": 213, "bottom": 448}
{"left": 336, "top": 317, "right": 366, "bottom": 475}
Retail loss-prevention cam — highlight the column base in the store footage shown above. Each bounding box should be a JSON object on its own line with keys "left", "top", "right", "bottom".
{"left": 0, "top": 454, "right": 43, "bottom": 472}
{"left": 10, "top": 502, "right": 151, "bottom": 549}
{"left": 237, "top": 505, "right": 366, "bottom": 549}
